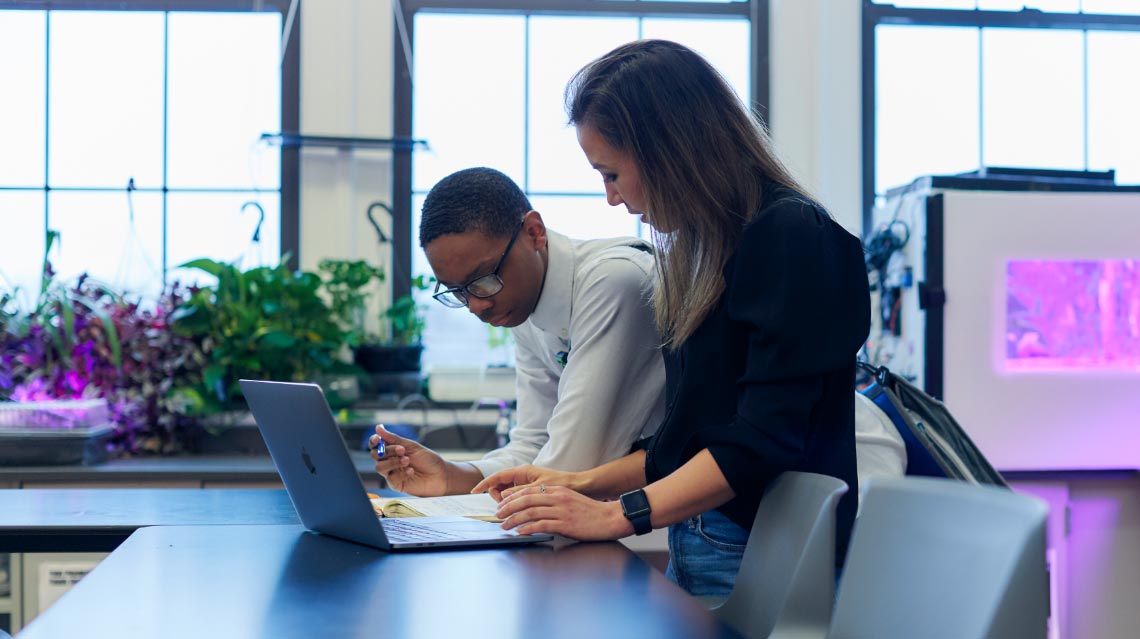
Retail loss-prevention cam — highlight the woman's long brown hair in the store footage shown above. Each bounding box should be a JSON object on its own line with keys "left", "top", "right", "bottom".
{"left": 567, "top": 39, "right": 808, "bottom": 347}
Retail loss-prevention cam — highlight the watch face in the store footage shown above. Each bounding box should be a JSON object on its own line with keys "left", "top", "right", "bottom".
{"left": 621, "top": 489, "right": 651, "bottom": 517}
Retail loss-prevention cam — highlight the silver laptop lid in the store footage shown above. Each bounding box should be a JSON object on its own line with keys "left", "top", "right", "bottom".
{"left": 240, "top": 380, "right": 391, "bottom": 549}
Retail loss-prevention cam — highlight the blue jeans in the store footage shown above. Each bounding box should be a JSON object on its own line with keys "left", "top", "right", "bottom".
{"left": 665, "top": 509, "right": 748, "bottom": 598}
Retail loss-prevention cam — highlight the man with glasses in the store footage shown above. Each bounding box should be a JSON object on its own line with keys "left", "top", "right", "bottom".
{"left": 369, "top": 167, "right": 665, "bottom": 497}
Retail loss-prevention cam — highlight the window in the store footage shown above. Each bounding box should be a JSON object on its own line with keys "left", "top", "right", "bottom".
{"left": 395, "top": 0, "right": 763, "bottom": 369}
{"left": 864, "top": 1, "right": 1140, "bottom": 227}
{"left": 0, "top": 3, "right": 298, "bottom": 307}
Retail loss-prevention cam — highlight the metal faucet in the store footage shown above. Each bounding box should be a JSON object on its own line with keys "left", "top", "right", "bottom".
{"left": 495, "top": 402, "right": 513, "bottom": 448}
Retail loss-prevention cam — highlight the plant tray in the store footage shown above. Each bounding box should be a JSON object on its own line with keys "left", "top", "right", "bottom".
{"left": 0, "top": 398, "right": 110, "bottom": 430}
{"left": 0, "top": 400, "right": 115, "bottom": 466}
{"left": 0, "top": 423, "right": 115, "bottom": 466}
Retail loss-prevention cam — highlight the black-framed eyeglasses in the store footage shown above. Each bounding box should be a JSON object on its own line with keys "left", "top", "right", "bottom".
{"left": 432, "top": 220, "right": 525, "bottom": 308}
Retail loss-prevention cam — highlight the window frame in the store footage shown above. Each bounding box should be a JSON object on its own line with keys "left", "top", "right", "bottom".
{"left": 0, "top": 0, "right": 301, "bottom": 281}
{"left": 862, "top": 1, "right": 1140, "bottom": 231}
{"left": 391, "top": 0, "right": 767, "bottom": 301}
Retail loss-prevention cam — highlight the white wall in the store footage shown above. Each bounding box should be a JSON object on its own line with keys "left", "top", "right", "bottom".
{"left": 299, "top": 0, "right": 396, "bottom": 326}
{"left": 770, "top": 0, "right": 862, "bottom": 235}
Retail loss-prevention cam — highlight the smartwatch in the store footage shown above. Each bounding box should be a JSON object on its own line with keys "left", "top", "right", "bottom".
{"left": 619, "top": 489, "right": 653, "bottom": 536}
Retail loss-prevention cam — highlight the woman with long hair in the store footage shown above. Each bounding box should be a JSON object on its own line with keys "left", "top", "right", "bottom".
{"left": 474, "top": 39, "right": 870, "bottom": 597}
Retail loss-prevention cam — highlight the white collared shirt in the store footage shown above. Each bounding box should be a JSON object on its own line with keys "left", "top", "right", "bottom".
{"left": 468, "top": 231, "right": 667, "bottom": 476}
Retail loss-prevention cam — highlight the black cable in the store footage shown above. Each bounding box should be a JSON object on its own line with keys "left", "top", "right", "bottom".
{"left": 864, "top": 219, "right": 910, "bottom": 288}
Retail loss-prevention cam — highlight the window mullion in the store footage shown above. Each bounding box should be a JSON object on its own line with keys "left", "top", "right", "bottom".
{"left": 162, "top": 11, "right": 170, "bottom": 284}
{"left": 1081, "top": 28, "right": 1089, "bottom": 171}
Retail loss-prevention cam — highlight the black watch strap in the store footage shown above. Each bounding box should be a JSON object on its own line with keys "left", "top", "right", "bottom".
{"left": 619, "top": 489, "right": 653, "bottom": 536}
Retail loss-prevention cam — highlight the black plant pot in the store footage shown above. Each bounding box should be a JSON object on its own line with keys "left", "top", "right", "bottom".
{"left": 353, "top": 344, "right": 424, "bottom": 373}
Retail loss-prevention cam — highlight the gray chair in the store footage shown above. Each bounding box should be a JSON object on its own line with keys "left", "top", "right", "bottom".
{"left": 826, "top": 476, "right": 1049, "bottom": 639}
{"left": 710, "top": 471, "right": 849, "bottom": 639}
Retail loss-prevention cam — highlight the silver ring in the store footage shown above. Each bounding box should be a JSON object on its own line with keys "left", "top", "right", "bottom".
{"left": 540, "top": 484, "right": 547, "bottom": 494}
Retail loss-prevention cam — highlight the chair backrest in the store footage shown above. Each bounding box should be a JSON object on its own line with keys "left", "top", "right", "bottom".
{"left": 828, "top": 477, "right": 1049, "bottom": 639}
{"left": 714, "top": 471, "right": 848, "bottom": 639}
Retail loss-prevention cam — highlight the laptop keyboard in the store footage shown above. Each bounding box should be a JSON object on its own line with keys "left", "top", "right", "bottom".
{"left": 381, "top": 518, "right": 467, "bottom": 542}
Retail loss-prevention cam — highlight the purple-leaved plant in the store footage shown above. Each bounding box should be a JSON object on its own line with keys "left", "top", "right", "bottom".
{"left": 1, "top": 273, "right": 209, "bottom": 455}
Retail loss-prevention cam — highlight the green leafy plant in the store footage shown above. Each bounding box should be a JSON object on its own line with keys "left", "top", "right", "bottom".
{"left": 318, "top": 259, "right": 386, "bottom": 349}
{"left": 319, "top": 261, "right": 429, "bottom": 375}
{"left": 319, "top": 260, "right": 428, "bottom": 347}
{"left": 170, "top": 258, "right": 346, "bottom": 408}
{"left": 384, "top": 275, "right": 429, "bottom": 347}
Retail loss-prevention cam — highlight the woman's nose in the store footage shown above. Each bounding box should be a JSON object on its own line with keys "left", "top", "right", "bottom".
{"left": 604, "top": 183, "right": 624, "bottom": 207}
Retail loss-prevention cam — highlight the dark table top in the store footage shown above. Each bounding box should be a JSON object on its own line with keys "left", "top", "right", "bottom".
{"left": 16, "top": 524, "right": 739, "bottom": 639}
{"left": 0, "top": 450, "right": 384, "bottom": 484}
{"left": 0, "top": 488, "right": 308, "bottom": 552}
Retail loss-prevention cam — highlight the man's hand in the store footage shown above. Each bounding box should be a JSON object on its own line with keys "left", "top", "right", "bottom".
{"left": 370, "top": 425, "right": 480, "bottom": 496}
{"left": 471, "top": 464, "right": 583, "bottom": 502}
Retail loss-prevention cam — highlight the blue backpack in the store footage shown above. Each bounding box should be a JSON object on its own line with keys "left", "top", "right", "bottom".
{"left": 858, "top": 362, "right": 1007, "bottom": 487}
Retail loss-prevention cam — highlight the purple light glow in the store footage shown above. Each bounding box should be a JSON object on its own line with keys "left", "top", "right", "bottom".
{"left": 1006, "top": 259, "right": 1140, "bottom": 371}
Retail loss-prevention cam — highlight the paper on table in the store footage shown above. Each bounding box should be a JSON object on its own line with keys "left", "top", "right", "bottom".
{"left": 370, "top": 493, "right": 502, "bottom": 522}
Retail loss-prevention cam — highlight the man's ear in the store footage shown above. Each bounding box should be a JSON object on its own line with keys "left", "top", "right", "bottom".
{"left": 522, "top": 210, "right": 547, "bottom": 251}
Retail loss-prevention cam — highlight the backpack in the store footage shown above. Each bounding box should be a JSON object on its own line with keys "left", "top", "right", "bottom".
{"left": 857, "top": 362, "right": 1007, "bottom": 488}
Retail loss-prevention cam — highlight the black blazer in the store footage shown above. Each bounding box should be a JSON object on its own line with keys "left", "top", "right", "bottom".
{"left": 643, "top": 185, "right": 871, "bottom": 563}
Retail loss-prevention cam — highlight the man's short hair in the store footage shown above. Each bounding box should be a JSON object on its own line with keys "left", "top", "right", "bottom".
{"left": 419, "top": 167, "right": 532, "bottom": 247}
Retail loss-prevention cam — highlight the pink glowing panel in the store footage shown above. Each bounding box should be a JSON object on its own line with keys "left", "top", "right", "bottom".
{"left": 1006, "top": 259, "right": 1140, "bottom": 371}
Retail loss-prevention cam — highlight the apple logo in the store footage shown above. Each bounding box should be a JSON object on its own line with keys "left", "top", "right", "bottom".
{"left": 301, "top": 447, "right": 317, "bottom": 475}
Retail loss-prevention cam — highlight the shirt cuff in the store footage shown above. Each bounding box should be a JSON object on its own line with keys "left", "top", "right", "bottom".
{"left": 629, "top": 435, "right": 655, "bottom": 453}
{"left": 466, "top": 456, "right": 510, "bottom": 479}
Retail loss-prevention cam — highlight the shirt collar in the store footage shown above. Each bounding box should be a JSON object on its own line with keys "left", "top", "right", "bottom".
{"left": 528, "top": 230, "right": 574, "bottom": 339}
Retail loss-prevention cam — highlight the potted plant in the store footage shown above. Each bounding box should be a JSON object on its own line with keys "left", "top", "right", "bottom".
{"left": 371, "top": 274, "right": 429, "bottom": 372}
{"left": 169, "top": 258, "right": 347, "bottom": 410}
{"left": 0, "top": 233, "right": 208, "bottom": 455}
{"left": 319, "top": 260, "right": 428, "bottom": 375}
{"left": 318, "top": 258, "right": 385, "bottom": 352}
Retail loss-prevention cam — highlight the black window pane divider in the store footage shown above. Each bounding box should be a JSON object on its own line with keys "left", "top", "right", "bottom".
{"left": 398, "top": 0, "right": 750, "bottom": 18}
{"left": 0, "top": 1, "right": 293, "bottom": 11}
{"left": 866, "top": 4, "right": 1140, "bottom": 30}
{"left": 260, "top": 133, "right": 428, "bottom": 151}
{"left": 279, "top": 0, "right": 300, "bottom": 272}
{"left": 0, "top": 186, "right": 283, "bottom": 193}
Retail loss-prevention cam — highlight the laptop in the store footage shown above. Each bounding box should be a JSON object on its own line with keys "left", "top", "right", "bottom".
{"left": 240, "top": 379, "right": 553, "bottom": 550}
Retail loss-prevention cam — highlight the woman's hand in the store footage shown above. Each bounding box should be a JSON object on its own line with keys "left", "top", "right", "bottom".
{"left": 471, "top": 464, "right": 582, "bottom": 502}
{"left": 495, "top": 485, "right": 634, "bottom": 541}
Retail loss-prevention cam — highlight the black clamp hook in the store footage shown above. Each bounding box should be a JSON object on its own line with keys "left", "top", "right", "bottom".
{"left": 366, "top": 201, "right": 393, "bottom": 244}
{"left": 241, "top": 201, "right": 266, "bottom": 244}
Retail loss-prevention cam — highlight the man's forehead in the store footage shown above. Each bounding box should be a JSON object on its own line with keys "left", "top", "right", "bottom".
{"left": 424, "top": 230, "right": 504, "bottom": 283}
